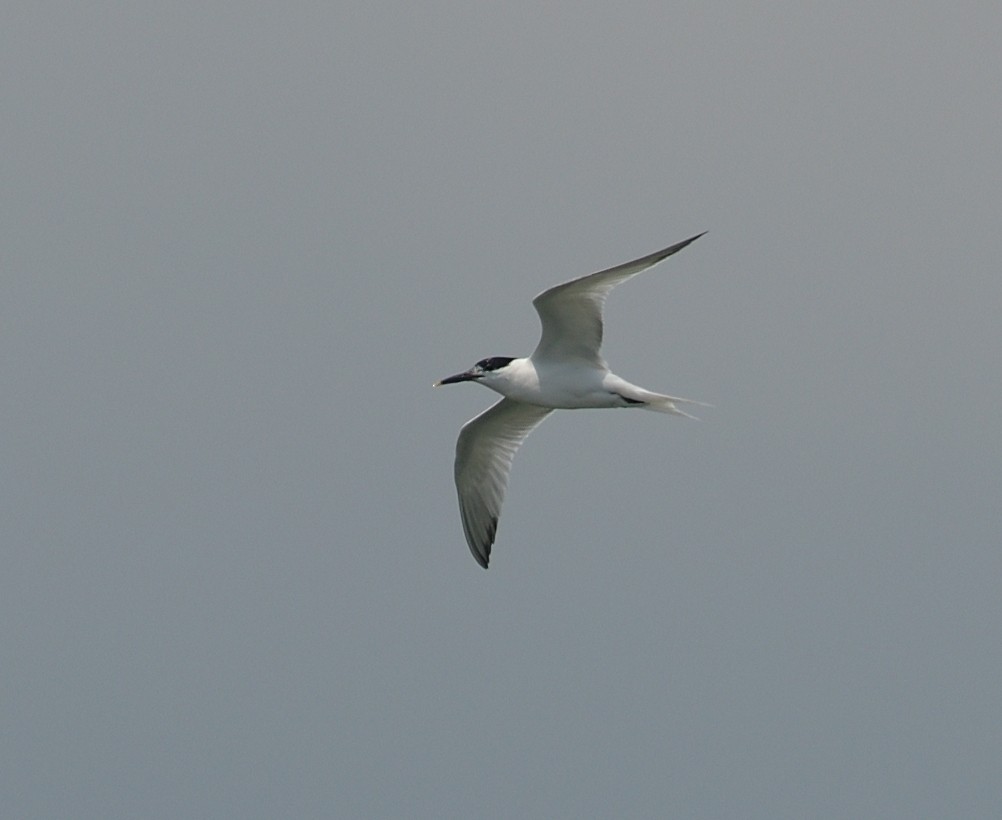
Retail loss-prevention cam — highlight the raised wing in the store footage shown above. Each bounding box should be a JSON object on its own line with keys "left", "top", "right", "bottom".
{"left": 454, "top": 398, "right": 553, "bottom": 568}
{"left": 531, "top": 232, "right": 705, "bottom": 365}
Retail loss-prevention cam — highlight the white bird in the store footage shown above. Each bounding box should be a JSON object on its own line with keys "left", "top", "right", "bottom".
{"left": 436, "top": 232, "right": 707, "bottom": 568}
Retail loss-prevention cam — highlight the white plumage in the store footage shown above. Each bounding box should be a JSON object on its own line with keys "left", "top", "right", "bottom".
{"left": 436, "top": 232, "right": 707, "bottom": 568}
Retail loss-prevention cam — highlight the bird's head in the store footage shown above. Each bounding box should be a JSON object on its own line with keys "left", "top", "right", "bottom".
{"left": 435, "top": 357, "right": 517, "bottom": 387}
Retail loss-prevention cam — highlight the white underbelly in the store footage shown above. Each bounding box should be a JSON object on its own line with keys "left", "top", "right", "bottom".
{"left": 502, "top": 364, "right": 627, "bottom": 409}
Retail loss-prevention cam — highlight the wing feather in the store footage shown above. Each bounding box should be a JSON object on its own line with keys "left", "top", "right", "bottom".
{"left": 531, "top": 232, "right": 705, "bottom": 365}
{"left": 454, "top": 398, "right": 553, "bottom": 568}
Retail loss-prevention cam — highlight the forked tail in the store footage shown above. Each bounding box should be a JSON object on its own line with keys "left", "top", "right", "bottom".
{"left": 641, "top": 392, "right": 711, "bottom": 419}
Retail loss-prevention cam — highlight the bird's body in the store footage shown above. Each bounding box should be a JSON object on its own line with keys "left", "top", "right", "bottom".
{"left": 437, "top": 232, "right": 706, "bottom": 568}
{"left": 466, "top": 356, "right": 691, "bottom": 411}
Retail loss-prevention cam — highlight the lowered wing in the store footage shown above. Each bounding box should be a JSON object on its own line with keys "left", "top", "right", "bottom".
{"left": 453, "top": 398, "right": 553, "bottom": 568}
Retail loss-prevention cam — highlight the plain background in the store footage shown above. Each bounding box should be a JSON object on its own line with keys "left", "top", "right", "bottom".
{"left": 3, "top": 3, "right": 1000, "bottom": 818}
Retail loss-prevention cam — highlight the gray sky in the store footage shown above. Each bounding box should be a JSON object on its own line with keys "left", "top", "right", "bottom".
{"left": 4, "top": 3, "right": 1001, "bottom": 818}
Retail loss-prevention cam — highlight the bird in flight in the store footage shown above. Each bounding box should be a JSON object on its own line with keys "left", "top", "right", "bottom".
{"left": 436, "top": 232, "right": 707, "bottom": 568}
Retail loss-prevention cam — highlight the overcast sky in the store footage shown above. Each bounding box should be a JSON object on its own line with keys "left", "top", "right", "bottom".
{"left": 4, "top": 3, "right": 1001, "bottom": 818}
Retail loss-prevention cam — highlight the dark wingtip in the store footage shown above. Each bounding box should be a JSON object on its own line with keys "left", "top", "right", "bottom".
{"left": 469, "top": 541, "right": 489, "bottom": 569}
{"left": 655, "top": 231, "right": 708, "bottom": 263}
{"left": 481, "top": 518, "right": 497, "bottom": 569}
{"left": 475, "top": 518, "right": 497, "bottom": 569}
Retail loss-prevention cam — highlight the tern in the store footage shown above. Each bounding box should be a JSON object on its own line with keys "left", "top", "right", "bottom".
{"left": 436, "top": 232, "right": 706, "bottom": 568}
